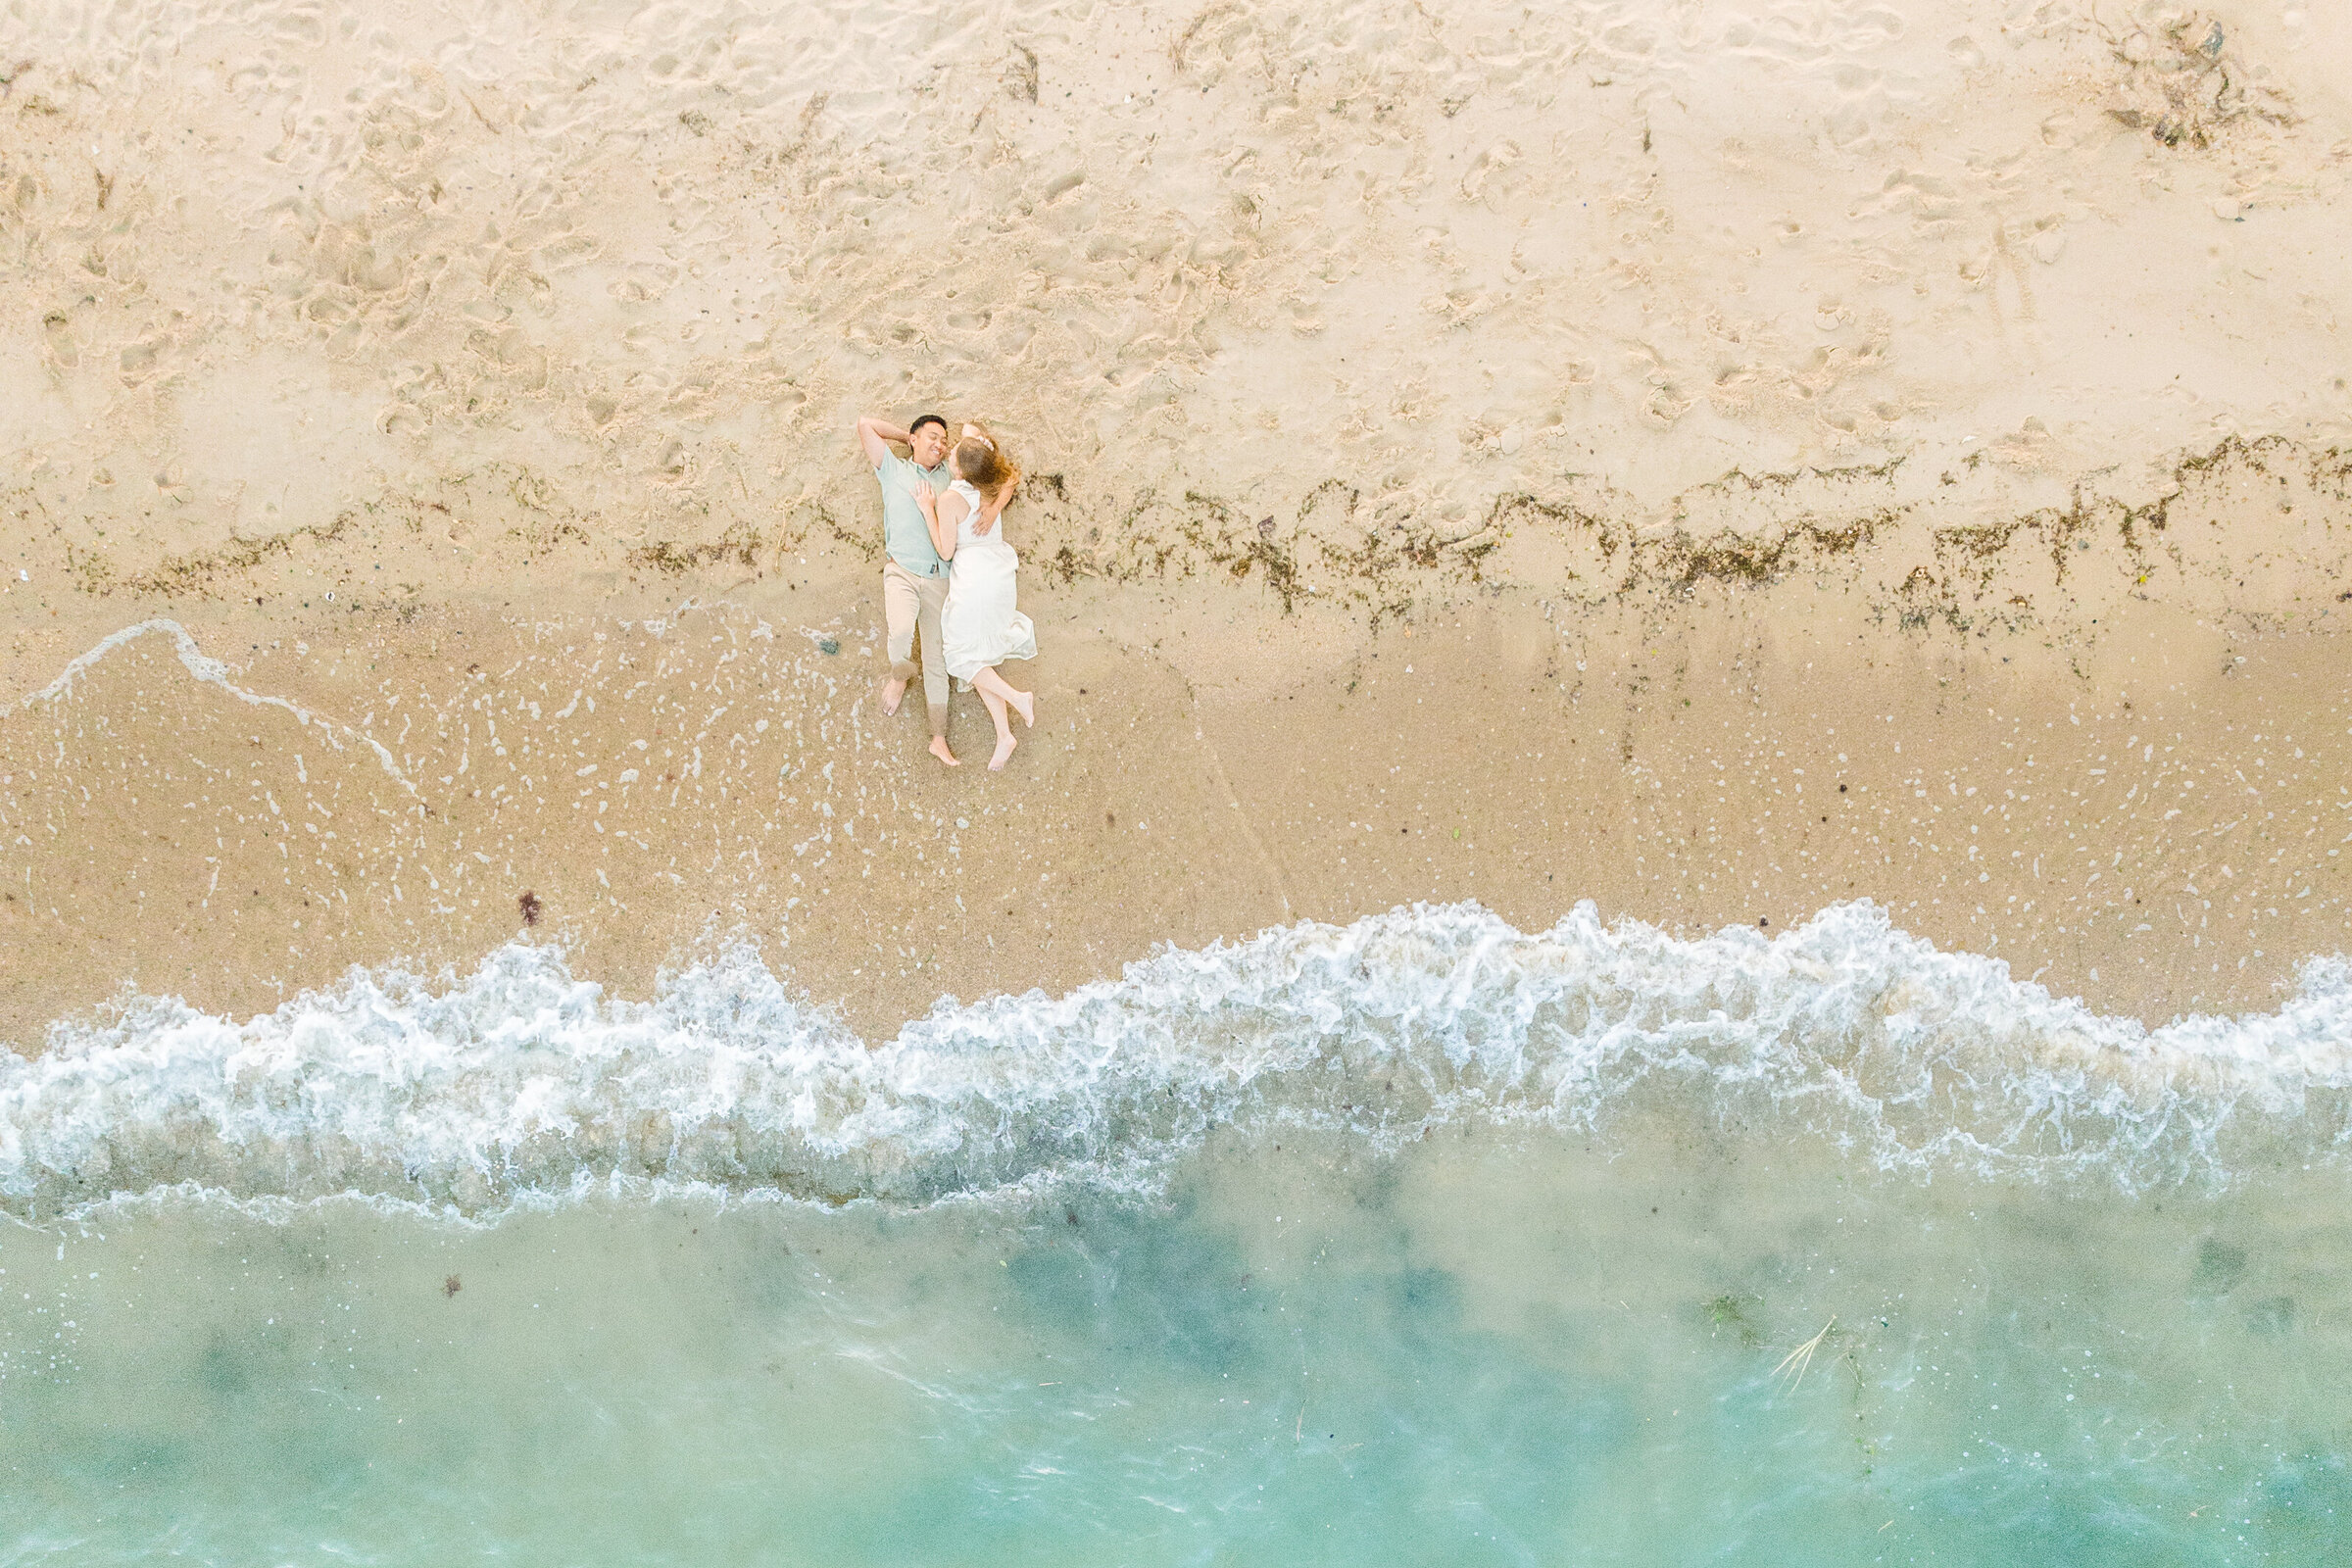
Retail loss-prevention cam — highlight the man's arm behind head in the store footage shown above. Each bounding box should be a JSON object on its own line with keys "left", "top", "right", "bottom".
{"left": 858, "top": 415, "right": 907, "bottom": 468}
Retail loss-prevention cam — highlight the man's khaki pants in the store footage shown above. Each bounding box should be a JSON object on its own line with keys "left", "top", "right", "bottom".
{"left": 882, "top": 560, "right": 951, "bottom": 737}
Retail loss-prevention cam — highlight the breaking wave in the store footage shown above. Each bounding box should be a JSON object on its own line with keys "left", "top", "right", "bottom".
{"left": 4, "top": 902, "right": 2349, "bottom": 1219}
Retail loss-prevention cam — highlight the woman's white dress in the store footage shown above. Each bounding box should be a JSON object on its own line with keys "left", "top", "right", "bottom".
{"left": 941, "top": 478, "right": 1037, "bottom": 681}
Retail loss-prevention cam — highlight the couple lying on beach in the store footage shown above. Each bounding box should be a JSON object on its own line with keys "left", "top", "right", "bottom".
{"left": 858, "top": 412, "right": 1038, "bottom": 770}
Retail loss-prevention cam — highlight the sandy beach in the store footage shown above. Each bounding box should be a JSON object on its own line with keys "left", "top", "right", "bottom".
{"left": 5, "top": 0, "right": 2351, "bottom": 1046}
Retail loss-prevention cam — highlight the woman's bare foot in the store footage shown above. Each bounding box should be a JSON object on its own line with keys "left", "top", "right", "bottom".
{"left": 1008, "top": 690, "right": 1035, "bottom": 729}
{"left": 929, "top": 735, "right": 960, "bottom": 767}
{"left": 881, "top": 677, "right": 907, "bottom": 717}
{"left": 988, "top": 733, "right": 1018, "bottom": 770}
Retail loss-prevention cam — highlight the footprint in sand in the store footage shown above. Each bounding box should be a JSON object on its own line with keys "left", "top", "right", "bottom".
{"left": 40, "top": 311, "right": 76, "bottom": 368}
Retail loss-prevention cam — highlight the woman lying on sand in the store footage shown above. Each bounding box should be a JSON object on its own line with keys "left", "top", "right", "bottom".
{"left": 915, "top": 422, "right": 1037, "bottom": 770}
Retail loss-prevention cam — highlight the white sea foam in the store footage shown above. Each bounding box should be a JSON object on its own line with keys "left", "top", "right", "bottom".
{"left": 4, "top": 903, "right": 2349, "bottom": 1219}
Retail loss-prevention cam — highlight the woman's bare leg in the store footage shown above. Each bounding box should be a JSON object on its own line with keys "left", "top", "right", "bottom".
{"left": 971, "top": 664, "right": 1033, "bottom": 728}
{"left": 977, "top": 686, "right": 1018, "bottom": 770}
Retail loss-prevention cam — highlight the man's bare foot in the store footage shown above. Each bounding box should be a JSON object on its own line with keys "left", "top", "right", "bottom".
{"left": 1008, "top": 690, "right": 1035, "bottom": 729}
{"left": 881, "top": 678, "right": 907, "bottom": 716}
{"left": 929, "top": 735, "right": 960, "bottom": 767}
{"left": 988, "top": 734, "right": 1018, "bottom": 770}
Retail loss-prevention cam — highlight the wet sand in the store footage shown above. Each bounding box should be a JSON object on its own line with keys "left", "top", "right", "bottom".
{"left": 6, "top": 431, "right": 2350, "bottom": 1047}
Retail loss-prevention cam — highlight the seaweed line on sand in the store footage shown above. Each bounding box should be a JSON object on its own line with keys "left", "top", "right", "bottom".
{"left": 25, "top": 437, "right": 2352, "bottom": 642}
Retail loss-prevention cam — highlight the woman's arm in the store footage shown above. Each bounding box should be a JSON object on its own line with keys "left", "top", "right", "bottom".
{"left": 916, "top": 481, "right": 969, "bottom": 560}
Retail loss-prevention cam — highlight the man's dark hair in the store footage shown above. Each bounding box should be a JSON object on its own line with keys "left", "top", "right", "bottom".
{"left": 909, "top": 414, "right": 948, "bottom": 437}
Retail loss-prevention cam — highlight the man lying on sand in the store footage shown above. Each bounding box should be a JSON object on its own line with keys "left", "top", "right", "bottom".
{"left": 857, "top": 411, "right": 958, "bottom": 766}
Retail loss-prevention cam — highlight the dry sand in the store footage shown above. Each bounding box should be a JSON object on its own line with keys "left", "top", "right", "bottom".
{"left": 4, "top": 0, "right": 2350, "bottom": 1046}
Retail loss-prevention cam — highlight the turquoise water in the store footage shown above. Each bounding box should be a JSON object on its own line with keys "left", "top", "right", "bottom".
{"left": 5, "top": 905, "right": 2350, "bottom": 1561}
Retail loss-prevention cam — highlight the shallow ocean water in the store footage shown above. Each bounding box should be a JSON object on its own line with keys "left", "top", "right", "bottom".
{"left": 5, "top": 904, "right": 2349, "bottom": 1562}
